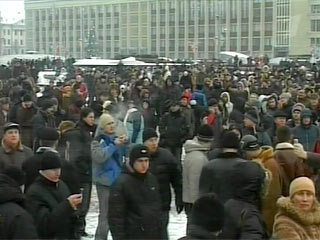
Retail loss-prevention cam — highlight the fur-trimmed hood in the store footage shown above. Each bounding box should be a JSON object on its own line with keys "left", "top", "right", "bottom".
{"left": 276, "top": 196, "right": 320, "bottom": 225}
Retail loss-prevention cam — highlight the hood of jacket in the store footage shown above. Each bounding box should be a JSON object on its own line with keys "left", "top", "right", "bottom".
{"left": 220, "top": 91, "right": 231, "bottom": 103}
{"left": 0, "top": 174, "right": 24, "bottom": 204}
{"left": 276, "top": 196, "right": 320, "bottom": 225}
{"left": 275, "top": 142, "right": 294, "bottom": 151}
{"left": 257, "top": 146, "right": 274, "bottom": 163}
{"left": 231, "top": 161, "right": 266, "bottom": 208}
{"left": 184, "top": 137, "right": 211, "bottom": 153}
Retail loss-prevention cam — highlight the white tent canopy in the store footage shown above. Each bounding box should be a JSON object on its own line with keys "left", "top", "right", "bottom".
{"left": 73, "top": 59, "right": 119, "bottom": 66}
{"left": 73, "top": 57, "right": 156, "bottom": 66}
{"left": 219, "top": 51, "right": 250, "bottom": 64}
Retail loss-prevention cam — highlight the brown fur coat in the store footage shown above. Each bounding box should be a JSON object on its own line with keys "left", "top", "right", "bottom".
{"left": 273, "top": 197, "right": 320, "bottom": 240}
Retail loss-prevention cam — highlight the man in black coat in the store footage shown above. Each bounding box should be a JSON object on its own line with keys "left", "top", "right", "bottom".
{"left": 108, "top": 144, "right": 162, "bottom": 240}
{"left": 143, "top": 128, "right": 183, "bottom": 239}
{"left": 222, "top": 161, "right": 269, "bottom": 239}
{"left": 199, "top": 130, "right": 248, "bottom": 203}
{"left": 0, "top": 166, "right": 38, "bottom": 239}
{"left": 159, "top": 100, "right": 189, "bottom": 164}
{"left": 22, "top": 127, "right": 80, "bottom": 194}
{"left": 25, "top": 151, "right": 82, "bottom": 239}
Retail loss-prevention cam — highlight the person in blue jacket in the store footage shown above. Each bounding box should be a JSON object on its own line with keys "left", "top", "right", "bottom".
{"left": 293, "top": 108, "right": 320, "bottom": 151}
{"left": 91, "top": 113, "right": 127, "bottom": 240}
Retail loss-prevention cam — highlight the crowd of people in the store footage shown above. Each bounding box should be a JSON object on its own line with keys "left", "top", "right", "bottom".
{"left": 1, "top": 56, "right": 320, "bottom": 239}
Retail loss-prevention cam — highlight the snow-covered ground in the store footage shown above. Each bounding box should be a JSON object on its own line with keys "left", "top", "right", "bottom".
{"left": 85, "top": 186, "right": 187, "bottom": 240}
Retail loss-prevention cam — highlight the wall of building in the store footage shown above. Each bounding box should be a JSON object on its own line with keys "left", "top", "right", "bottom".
{"left": 289, "top": 0, "right": 310, "bottom": 56}
{"left": 25, "top": 0, "right": 277, "bottom": 59}
{"left": 0, "top": 20, "right": 25, "bottom": 56}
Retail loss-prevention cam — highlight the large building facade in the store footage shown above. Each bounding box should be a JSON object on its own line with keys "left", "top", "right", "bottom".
{"left": 24, "top": 0, "right": 319, "bottom": 59}
{"left": 0, "top": 19, "right": 26, "bottom": 56}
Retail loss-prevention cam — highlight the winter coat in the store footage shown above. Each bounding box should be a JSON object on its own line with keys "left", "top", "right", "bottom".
{"left": 274, "top": 143, "right": 306, "bottom": 196}
{"left": 22, "top": 147, "right": 80, "bottom": 194}
{"left": 142, "top": 107, "right": 157, "bottom": 130}
{"left": 183, "top": 137, "right": 211, "bottom": 203}
{"left": 242, "top": 127, "right": 272, "bottom": 147}
{"left": 32, "top": 110, "right": 56, "bottom": 139}
{"left": 181, "top": 106, "right": 195, "bottom": 139}
{"left": 91, "top": 133, "right": 126, "bottom": 186}
{"left": 222, "top": 161, "right": 269, "bottom": 240}
{"left": 255, "top": 146, "right": 282, "bottom": 234}
{"left": 25, "top": 175, "right": 77, "bottom": 239}
{"left": 0, "top": 110, "right": 8, "bottom": 138}
{"left": 199, "top": 152, "right": 247, "bottom": 203}
{"left": 0, "top": 140, "right": 33, "bottom": 169}
{"left": 108, "top": 164, "right": 162, "bottom": 240}
{"left": 191, "top": 90, "right": 208, "bottom": 108}
{"left": 62, "top": 121, "right": 96, "bottom": 183}
{"left": 293, "top": 124, "right": 320, "bottom": 151}
{"left": 149, "top": 147, "right": 183, "bottom": 211}
{"left": 0, "top": 174, "right": 38, "bottom": 239}
{"left": 9, "top": 104, "right": 38, "bottom": 148}
{"left": 123, "top": 108, "right": 144, "bottom": 144}
{"left": 273, "top": 197, "right": 320, "bottom": 240}
{"left": 159, "top": 110, "right": 189, "bottom": 148}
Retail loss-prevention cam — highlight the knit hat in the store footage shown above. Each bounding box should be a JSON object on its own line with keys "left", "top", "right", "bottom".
{"left": 22, "top": 94, "right": 32, "bottom": 102}
{"left": 240, "top": 135, "right": 260, "bottom": 151}
{"left": 40, "top": 151, "right": 61, "bottom": 170}
{"left": 244, "top": 110, "right": 259, "bottom": 124}
{"left": 143, "top": 128, "right": 158, "bottom": 142}
{"left": 190, "top": 193, "right": 224, "bottom": 232}
{"left": 38, "top": 127, "right": 60, "bottom": 141}
{"left": 289, "top": 177, "right": 315, "bottom": 198}
{"left": 292, "top": 103, "right": 305, "bottom": 113}
{"left": 301, "top": 108, "right": 312, "bottom": 118}
{"left": 273, "top": 110, "right": 288, "bottom": 118}
{"left": 197, "top": 124, "right": 214, "bottom": 142}
{"left": 41, "top": 99, "right": 54, "bottom": 110}
{"left": 98, "top": 114, "right": 114, "bottom": 129}
{"left": 0, "top": 97, "right": 9, "bottom": 105}
{"left": 58, "top": 121, "right": 76, "bottom": 135}
{"left": 220, "top": 130, "right": 240, "bottom": 149}
{"left": 208, "top": 98, "right": 218, "bottom": 107}
{"left": 181, "top": 93, "right": 191, "bottom": 102}
{"left": 1, "top": 165, "right": 25, "bottom": 186}
{"left": 3, "top": 122, "right": 20, "bottom": 133}
{"left": 129, "top": 144, "right": 150, "bottom": 166}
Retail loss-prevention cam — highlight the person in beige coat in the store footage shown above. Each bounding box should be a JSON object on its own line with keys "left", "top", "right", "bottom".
{"left": 273, "top": 177, "right": 320, "bottom": 240}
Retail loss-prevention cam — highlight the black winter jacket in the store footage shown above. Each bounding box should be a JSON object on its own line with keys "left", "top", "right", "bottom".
{"left": 22, "top": 147, "right": 80, "bottom": 194}
{"left": 159, "top": 110, "right": 189, "bottom": 147}
{"left": 59, "top": 121, "right": 96, "bottom": 183}
{"left": 221, "top": 161, "right": 269, "bottom": 240}
{"left": 108, "top": 165, "right": 162, "bottom": 240}
{"left": 199, "top": 152, "right": 247, "bottom": 203}
{"left": 0, "top": 174, "right": 38, "bottom": 239}
{"left": 149, "top": 147, "right": 183, "bottom": 211}
{"left": 25, "top": 175, "right": 77, "bottom": 239}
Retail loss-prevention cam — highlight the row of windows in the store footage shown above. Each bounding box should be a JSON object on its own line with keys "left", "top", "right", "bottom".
{"left": 2, "top": 29, "right": 24, "bottom": 36}
{"left": 1, "top": 39, "right": 24, "bottom": 46}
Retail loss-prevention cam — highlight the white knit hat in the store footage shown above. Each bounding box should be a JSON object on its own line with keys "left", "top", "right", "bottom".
{"left": 98, "top": 114, "right": 114, "bottom": 129}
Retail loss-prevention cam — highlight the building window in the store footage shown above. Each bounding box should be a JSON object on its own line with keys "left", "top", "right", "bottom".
{"left": 20, "top": 40, "right": 23, "bottom": 45}
{"left": 312, "top": 5, "right": 320, "bottom": 14}
{"left": 7, "top": 39, "right": 10, "bottom": 45}
{"left": 312, "top": 20, "right": 320, "bottom": 32}
{"left": 253, "top": 38, "right": 260, "bottom": 50}
{"left": 7, "top": 29, "right": 10, "bottom": 35}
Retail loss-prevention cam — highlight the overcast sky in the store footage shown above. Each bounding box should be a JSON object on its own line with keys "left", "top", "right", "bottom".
{"left": 0, "top": 0, "right": 24, "bottom": 23}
